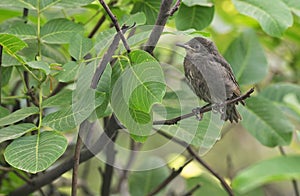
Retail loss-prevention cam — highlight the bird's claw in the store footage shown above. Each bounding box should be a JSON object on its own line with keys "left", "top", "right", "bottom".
{"left": 212, "top": 102, "right": 226, "bottom": 114}
{"left": 192, "top": 107, "right": 203, "bottom": 121}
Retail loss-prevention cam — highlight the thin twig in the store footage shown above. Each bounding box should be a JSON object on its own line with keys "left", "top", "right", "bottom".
{"left": 90, "top": 25, "right": 130, "bottom": 89}
{"left": 169, "top": 0, "right": 181, "bottom": 16}
{"left": 88, "top": 14, "right": 106, "bottom": 38}
{"left": 183, "top": 184, "right": 201, "bottom": 196}
{"left": 98, "top": 0, "right": 131, "bottom": 53}
{"left": 153, "top": 87, "right": 254, "bottom": 125}
{"left": 156, "top": 130, "right": 234, "bottom": 196}
{"left": 187, "top": 147, "right": 234, "bottom": 196}
{"left": 147, "top": 158, "right": 193, "bottom": 196}
{"left": 144, "top": 0, "right": 174, "bottom": 54}
{"left": 279, "top": 146, "right": 300, "bottom": 196}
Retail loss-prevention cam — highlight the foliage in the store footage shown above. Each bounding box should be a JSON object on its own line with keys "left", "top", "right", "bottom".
{"left": 0, "top": 0, "right": 299, "bottom": 195}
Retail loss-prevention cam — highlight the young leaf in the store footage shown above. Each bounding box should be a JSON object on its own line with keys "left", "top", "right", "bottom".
{"left": 111, "top": 50, "right": 166, "bottom": 142}
{"left": 0, "top": 107, "right": 39, "bottom": 127}
{"left": 27, "top": 61, "right": 50, "bottom": 75}
{"left": 0, "top": 106, "right": 9, "bottom": 118}
{"left": 1, "top": 67, "right": 13, "bottom": 86}
{"left": 0, "top": 33, "right": 28, "bottom": 55}
{"left": 224, "top": 30, "right": 268, "bottom": 85}
{"left": 42, "top": 89, "right": 73, "bottom": 108}
{"left": 0, "top": 123, "right": 37, "bottom": 143}
{"left": 232, "top": 0, "right": 293, "bottom": 37}
{"left": 40, "top": 18, "right": 84, "bottom": 44}
{"left": 232, "top": 156, "right": 300, "bottom": 194}
{"left": 68, "top": 33, "right": 93, "bottom": 61}
{"left": 4, "top": 131, "right": 67, "bottom": 173}
{"left": 239, "top": 96, "right": 294, "bottom": 147}
{"left": 182, "top": 0, "right": 214, "bottom": 7}
{"left": 175, "top": 4, "right": 214, "bottom": 31}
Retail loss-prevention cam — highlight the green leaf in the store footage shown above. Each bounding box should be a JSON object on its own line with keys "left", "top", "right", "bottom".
{"left": 4, "top": 131, "right": 67, "bottom": 173}
{"left": 282, "top": 0, "right": 300, "bottom": 17}
{"left": 131, "top": 0, "right": 161, "bottom": 25}
{"left": 57, "top": 61, "right": 79, "bottom": 82}
{"left": 129, "top": 157, "right": 169, "bottom": 196}
{"left": 1, "top": 67, "right": 13, "bottom": 86}
{"left": 259, "top": 83, "right": 300, "bottom": 103}
{"left": 120, "top": 12, "right": 147, "bottom": 26}
{"left": 0, "top": 123, "right": 37, "bottom": 143}
{"left": 224, "top": 30, "right": 268, "bottom": 85}
{"left": 239, "top": 96, "right": 294, "bottom": 147}
{"left": 0, "top": 33, "right": 28, "bottom": 54}
{"left": 232, "top": 0, "right": 293, "bottom": 37}
{"left": 68, "top": 33, "right": 93, "bottom": 61}
{"left": 232, "top": 156, "right": 300, "bottom": 193}
{"left": 40, "top": 18, "right": 84, "bottom": 44}
{"left": 7, "top": 23, "right": 37, "bottom": 40}
{"left": 111, "top": 50, "right": 166, "bottom": 141}
{"left": 175, "top": 4, "right": 214, "bottom": 31}
{"left": 42, "top": 89, "right": 72, "bottom": 108}
{"left": 0, "top": 107, "right": 39, "bottom": 127}
{"left": 182, "top": 0, "right": 214, "bottom": 7}
{"left": 27, "top": 61, "right": 50, "bottom": 75}
{"left": 0, "top": 106, "right": 9, "bottom": 118}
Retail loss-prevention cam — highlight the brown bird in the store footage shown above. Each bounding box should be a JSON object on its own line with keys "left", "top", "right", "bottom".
{"left": 176, "top": 37, "right": 244, "bottom": 123}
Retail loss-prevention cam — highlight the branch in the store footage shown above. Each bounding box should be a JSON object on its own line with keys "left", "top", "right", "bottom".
{"left": 169, "top": 0, "right": 181, "bottom": 16}
{"left": 9, "top": 115, "right": 120, "bottom": 196}
{"left": 147, "top": 158, "right": 193, "bottom": 196}
{"left": 101, "top": 131, "right": 118, "bottom": 196}
{"left": 90, "top": 25, "right": 130, "bottom": 89}
{"left": 143, "top": 0, "right": 174, "bottom": 54}
{"left": 156, "top": 130, "right": 234, "bottom": 196}
{"left": 153, "top": 87, "right": 254, "bottom": 125}
{"left": 98, "top": 0, "right": 130, "bottom": 53}
{"left": 183, "top": 184, "right": 201, "bottom": 196}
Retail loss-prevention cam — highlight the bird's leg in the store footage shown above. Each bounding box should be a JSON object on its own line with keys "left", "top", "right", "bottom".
{"left": 212, "top": 102, "right": 226, "bottom": 114}
{"left": 192, "top": 103, "right": 211, "bottom": 121}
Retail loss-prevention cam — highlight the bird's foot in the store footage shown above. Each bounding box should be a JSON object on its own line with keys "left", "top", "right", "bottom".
{"left": 212, "top": 102, "right": 226, "bottom": 114}
{"left": 192, "top": 107, "right": 203, "bottom": 121}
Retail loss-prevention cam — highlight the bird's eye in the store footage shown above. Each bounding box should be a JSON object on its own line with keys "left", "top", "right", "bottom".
{"left": 194, "top": 44, "right": 200, "bottom": 50}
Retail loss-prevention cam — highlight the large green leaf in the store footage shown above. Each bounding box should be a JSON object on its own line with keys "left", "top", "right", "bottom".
{"left": 129, "top": 157, "right": 169, "bottom": 196}
{"left": 68, "top": 33, "right": 93, "bottom": 61}
{"left": 282, "top": 0, "right": 300, "bottom": 17}
{"left": 224, "top": 30, "right": 268, "bottom": 85}
{"left": 0, "top": 107, "right": 39, "bottom": 127}
{"left": 57, "top": 61, "right": 79, "bottom": 82}
{"left": 4, "top": 131, "right": 67, "bottom": 173}
{"left": 131, "top": 0, "right": 161, "bottom": 25}
{"left": 175, "top": 4, "right": 214, "bottom": 31}
{"left": 232, "top": 156, "right": 300, "bottom": 194}
{"left": 27, "top": 61, "right": 50, "bottom": 75}
{"left": 42, "top": 89, "right": 73, "bottom": 108}
{"left": 239, "top": 96, "right": 294, "bottom": 147}
{"left": 111, "top": 50, "right": 166, "bottom": 142}
{"left": 7, "top": 23, "right": 37, "bottom": 40}
{"left": 232, "top": 0, "right": 293, "bottom": 37}
{"left": 0, "top": 106, "right": 9, "bottom": 118}
{"left": 1, "top": 66, "right": 13, "bottom": 86}
{"left": 182, "top": 0, "right": 214, "bottom": 7}
{"left": 259, "top": 83, "right": 300, "bottom": 103}
{"left": 0, "top": 123, "right": 37, "bottom": 143}
{"left": 40, "top": 18, "right": 84, "bottom": 44}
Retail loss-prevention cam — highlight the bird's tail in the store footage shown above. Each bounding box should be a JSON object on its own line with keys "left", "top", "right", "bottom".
{"left": 221, "top": 104, "right": 242, "bottom": 123}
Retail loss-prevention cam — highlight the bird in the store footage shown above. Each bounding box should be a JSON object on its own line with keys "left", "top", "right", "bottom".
{"left": 176, "top": 37, "right": 244, "bottom": 123}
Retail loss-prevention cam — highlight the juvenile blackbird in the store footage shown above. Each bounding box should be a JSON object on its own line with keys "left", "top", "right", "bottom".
{"left": 176, "top": 37, "right": 244, "bottom": 123}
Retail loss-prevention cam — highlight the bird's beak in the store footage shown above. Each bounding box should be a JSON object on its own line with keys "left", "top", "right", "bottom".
{"left": 176, "top": 43, "right": 193, "bottom": 51}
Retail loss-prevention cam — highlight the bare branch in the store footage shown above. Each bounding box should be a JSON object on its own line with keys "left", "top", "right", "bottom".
{"left": 144, "top": 0, "right": 174, "bottom": 54}
{"left": 156, "top": 130, "right": 234, "bottom": 196}
{"left": 147, "top": 158, "right": 193, "bottom": 196}
{"left": 98, "top": 0, "right": 130, "bottom": 53}
{"left": 153, "top": 87, "right": 255, "bottom": 125}
{"left": 169, "top": 0, "right": 181, "bottom": 16}
{"left": 183, "top": 184, "right": 201, "bottom": 196}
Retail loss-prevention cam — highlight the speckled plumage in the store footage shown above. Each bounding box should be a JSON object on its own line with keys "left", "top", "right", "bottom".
{"left": 178, "top": 37, "right": 243, "bottom": 123}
